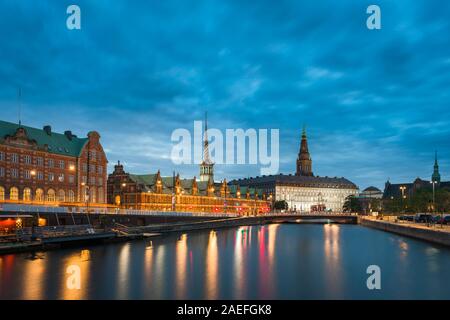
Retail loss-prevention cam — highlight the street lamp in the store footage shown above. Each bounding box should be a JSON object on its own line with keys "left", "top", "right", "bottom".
{"left": 399, "top": 186, "right": 407, "bottom": 213}
{"left": 430, "top": 180, "right": 437, "bottom": 214}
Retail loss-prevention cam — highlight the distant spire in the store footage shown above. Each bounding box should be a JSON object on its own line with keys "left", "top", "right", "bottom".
{"left": 203, "top": 111, "right": 212, "bottom": 165}
{"left": 302, "top": 124, "right": 306, "bottom": 138}
{"left": 432, "top": 150, "right": 441, "bottom": 183}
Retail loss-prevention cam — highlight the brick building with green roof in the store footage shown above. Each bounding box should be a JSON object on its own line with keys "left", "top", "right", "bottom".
{"left": 0, "top": 119, "right": 108, "bottom": 205}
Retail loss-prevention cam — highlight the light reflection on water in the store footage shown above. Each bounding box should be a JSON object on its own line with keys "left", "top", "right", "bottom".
{"left": 1, "top": 224, "right": 450, "bottom": 300}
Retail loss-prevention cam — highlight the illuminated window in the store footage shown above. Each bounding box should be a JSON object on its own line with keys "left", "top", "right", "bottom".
{"left": 46, "top": 189, "right": 56, "bottom": 202}
{"left": 23, "top": 188, "right": 32, "bottom": 201}
{"left": 35, "top": 188, "right": 44, "bottom": 202}
{"left": 68, "top": 190, "right": 75, "bottom": 202}
{"left": 0, "top": 186, "right": 4, "bottom": 201}
{"left": 58, "top": 190, "right": 65, "bottom": 202}
{"left": 98, "top": 187, "right": 104, "bottom": 203}
{"left": 89, "top": 187, "right": 96, "bottom": 203}
{"left": 48, "top": 173, "right": 54, "bottom": 182}
{"left": 9, "top": 187, "right": 19, "bottom": 201}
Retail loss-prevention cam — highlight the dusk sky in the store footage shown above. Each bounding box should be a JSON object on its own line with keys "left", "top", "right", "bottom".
{"left": 1, "top": 0, "right": 450, "bottom": 191}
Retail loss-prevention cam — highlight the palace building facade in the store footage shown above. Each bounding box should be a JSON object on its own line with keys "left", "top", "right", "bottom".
{"left": 107, "top": 115, "right": 270, "bottom": 214}
{"left": 107, "top": 162, "right": 270, "bottom": 214}
{"left": 230, "top": 128, "right": 358, "bottom": 212}
{"left": 0, "top": 120, "right": 108, "bottom": 205}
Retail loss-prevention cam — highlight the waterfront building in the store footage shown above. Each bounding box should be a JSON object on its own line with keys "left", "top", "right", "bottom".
{"left": 360, "top": 186, "right": 383, "bottom": 199}
{"left": 357, "top": 186, "right": 383, "bottom": 214}
{"left": 107, "top": 161, "right": 270, "bottom": 214}
{"left": 230, "top": 128, "right": 358, "bottom": 212}
{"left": 383, "top": 152, "right": 450, "bottom": 200}
{"left": 0, "top": 119, "right": 108, "bottom": 205}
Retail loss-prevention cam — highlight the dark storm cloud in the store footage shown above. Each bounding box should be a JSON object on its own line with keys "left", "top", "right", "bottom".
{"left": 1, "top": 0, "right": 450, "bottom": 189}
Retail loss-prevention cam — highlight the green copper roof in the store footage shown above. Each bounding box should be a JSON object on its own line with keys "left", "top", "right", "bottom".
{"left": 0, "top": 120, "right": 88, "bottom": 157}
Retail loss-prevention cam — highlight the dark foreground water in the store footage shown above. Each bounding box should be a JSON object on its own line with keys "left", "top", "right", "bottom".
{"left": 1, "top": 224, "right": 450, "bottom": 299}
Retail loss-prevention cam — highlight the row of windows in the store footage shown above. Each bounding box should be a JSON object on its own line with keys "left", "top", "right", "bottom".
{"left": 0, "top": 152, "right": 76, "bottom": 169}
{"left": 81, "top": 163, "right": 104, "bottom": 174}
{"left": 0, "top": 186, "right": 104, "bottom": 203}
{"left": 0, "top": 152, "right": 105, "bottom": 175}
{"left": 0, "top": 167, "right": 77, "bottom": 183}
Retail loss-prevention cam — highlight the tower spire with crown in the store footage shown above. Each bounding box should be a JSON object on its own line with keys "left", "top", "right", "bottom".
{"left": 432, "top": 150, "right": 441, "bottom": 184}
{"left": 200, "top": 112, "right": 214, "bottom": 182}
{"left": 296, "top": 125, "right": 313, "bottom": 176}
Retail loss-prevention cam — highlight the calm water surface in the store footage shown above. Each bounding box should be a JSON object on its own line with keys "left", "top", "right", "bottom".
{"left": 1, "top": 224, "right": 450, "bottom": 299}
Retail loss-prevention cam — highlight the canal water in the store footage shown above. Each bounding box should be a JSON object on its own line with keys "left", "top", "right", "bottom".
{"left": 1, "top": 224, "right": 450, "bottom": 299}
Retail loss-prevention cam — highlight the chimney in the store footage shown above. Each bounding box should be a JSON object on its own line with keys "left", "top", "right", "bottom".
{"left": 64, "top": 130, "right": 73, "bottom": 140}
{"left": 43, "top": 125, "right": 52, "bottom": 135}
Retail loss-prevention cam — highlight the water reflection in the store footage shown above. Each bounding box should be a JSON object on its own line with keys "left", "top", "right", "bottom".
{"left": 205, "top": 231, "right": 218, "bottom": 299}
{"left": 257, "top": 224, "right": 279, "bottom": 298}
{"left": 233, "top": 226, "right": 248, "bottom": 299}
{"left": 2, "top": 225, "right": 450, "bottom": 300}
{"left": 22, "top": 254, "right": 46, "bottom": 300}
{"left": 176, "top": 234, "right": 188, "bottom": 299}
{"left": 323, "top": 224, "right": 342, "bottom": 297}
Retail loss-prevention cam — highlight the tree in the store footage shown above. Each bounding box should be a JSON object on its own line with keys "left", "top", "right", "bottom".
{"left": 273, "top": 200, "right": 288, "bottom": 211}
{"left": 343, "top": 195, "right": 361, "bottom": 213}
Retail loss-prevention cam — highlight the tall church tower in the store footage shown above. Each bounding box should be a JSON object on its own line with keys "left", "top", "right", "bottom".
{"left": 296, "top": 126, "right": 313, "bottom": 176}
{"left": 200, "top": 112, "right": 214, "bottom": 182}
{"left": 432, "top": 151, "right": 441, "bottom": 184}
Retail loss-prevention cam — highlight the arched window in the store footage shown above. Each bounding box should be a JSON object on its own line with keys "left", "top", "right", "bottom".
{"left": 68, "top": 190, "right": 75, "bottom": 202}
{"left": 58, "top": 190, "right": 65, "bottom": 202}
{"left": 10, "top": 187, "right": 19, "bottom": 201}
{"left": 35, "top": 188, "right": 44, "bottom": 202}
{"left": 115, "top": 195, "right": 121, "bottom": 206}
{"left": 0, "top": 186, "right": 4, "bottom": 201}
{"left": 97, "top": 187, "right": 104, "bottom": 204}
{"left": 23, "top": 188, "right": 32, "bottom": 202}
{"left": 89, "top": 187, "right": 96, "bottom": 203}
{"left": 46, "top": 189, "right": 56, "bottom": 202}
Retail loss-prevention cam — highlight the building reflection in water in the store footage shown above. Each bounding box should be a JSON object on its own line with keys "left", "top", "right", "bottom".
{"left": 233, "top": 226, "right": 249, "bottom": 299}
{"left": 116, "top": 243, "right": 130, "bottom": 299}
{"left": 154, "top": 243, "right": 166, "bottom": 299}
{"left": 176, "top": 234, "right": 188, "bottom": 299}
{"left": 61, "top": 249, "right": 91, "bottom": 300}
{"left": 323, "top": 224, "right": 342, "bottom": 297}
{"left": 256, "top": 224, "right": 279, "bottom": 298}
{"left": 204, "top": 230, "right": 218, "bottom": 299}
{"left": 144, "top": 241, "right": 154, "bottom": 292}
{"left": 22, "top": 254, "right": 47, "bottom": 300}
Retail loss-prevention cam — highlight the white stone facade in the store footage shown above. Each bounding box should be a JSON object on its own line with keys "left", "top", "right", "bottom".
{"left": 276, "top": 185, "right": 358, "bottom": 213}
